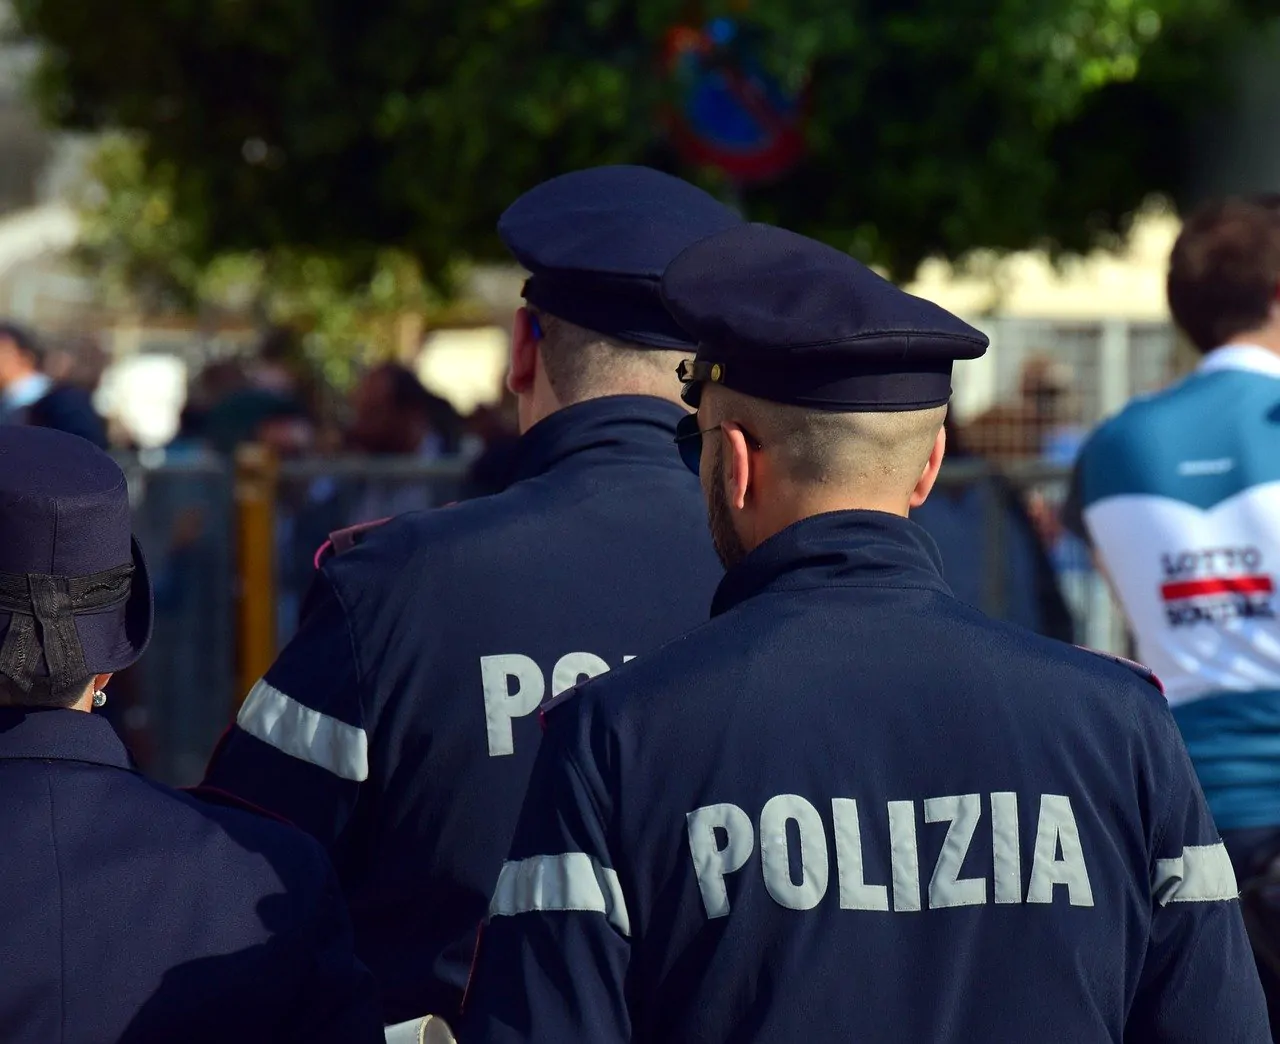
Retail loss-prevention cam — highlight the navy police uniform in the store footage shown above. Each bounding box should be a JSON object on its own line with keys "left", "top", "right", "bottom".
{"left": 203, "top": 166, "right": 739, "bottom": 1024}
{"left": 459, "top": 224, "right": 1271, "bottom": 1042}
{"left": 0, "top": 427, "right": 382, "bottom": 1044}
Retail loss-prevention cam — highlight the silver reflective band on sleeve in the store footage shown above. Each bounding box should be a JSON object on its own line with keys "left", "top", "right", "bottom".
{"left": 384, "top": 1016, "right": 457, "bottom": 1044}
{"left": 236, "top": 679, "right": 369, "bottom": 782}
{"left": 490, "top": 853, "right": 631, "bottom": 936}
{"left": 1154, "top": 842, "right": 1239, "bottom": 904}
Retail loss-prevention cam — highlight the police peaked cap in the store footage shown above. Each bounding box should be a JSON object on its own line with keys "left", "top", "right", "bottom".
{"left": 499, "top": 165, "right": 743, "bottom": 349}
{"left": 0, "top": 427, "right": 153, "bottom": 699}
{"left": 661, "top": 223, "right": 989, "bottom": 410}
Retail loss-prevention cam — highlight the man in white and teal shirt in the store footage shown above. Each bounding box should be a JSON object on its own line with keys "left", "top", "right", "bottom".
{"left": 1066, "top": 197, "right": 1280, "bottom": 888}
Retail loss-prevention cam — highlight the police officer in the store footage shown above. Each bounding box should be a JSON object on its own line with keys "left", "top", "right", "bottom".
{"left": 0, "top": 427, "right": 382, "bottom": 1044}
{"left": 202, "top": 166, "right": 740, "bottom": 1027}
{"left": 459, "top": 223, "right": 1270, "bottom": 1043}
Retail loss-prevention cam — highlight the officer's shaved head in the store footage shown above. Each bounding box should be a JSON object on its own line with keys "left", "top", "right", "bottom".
{"left": 704, "top": 386, "right": 947, "bottom": 498}
{"left": 534, "top": 310, "right": 687, "bottom": 407}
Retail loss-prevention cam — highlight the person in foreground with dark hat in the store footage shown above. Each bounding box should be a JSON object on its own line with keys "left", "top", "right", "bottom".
{"left": 458, "top": 224, "right": 1268, "bottom": 1043}
{"left": 0, "top": 427, "right": 383, "bottom": 1043}
{"left": 202, "top": 165, "right": 741, "bottom": 1032}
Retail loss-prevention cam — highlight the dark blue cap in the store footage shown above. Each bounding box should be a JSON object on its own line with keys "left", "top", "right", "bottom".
{"left": 0, "top": 427, "right": 152, "bottom": 697}
{"left": 662, "top": 223, "right": 989, "bottom": 410}
{"left": 499, "top": 165, "right": 742, "bottom": 349}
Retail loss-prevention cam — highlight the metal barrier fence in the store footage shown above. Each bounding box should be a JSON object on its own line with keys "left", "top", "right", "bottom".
{"left": 114, "top": 452, "right": 1125, "bottom": 785}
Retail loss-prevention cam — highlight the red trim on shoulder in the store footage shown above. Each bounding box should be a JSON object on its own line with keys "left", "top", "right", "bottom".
{"left": 181, "top": 784, "right": 299, "bottom": 828}
{"left": 313, "top": 517, "right": 392, "bottom": 569}
{"left": 1075, "top": 646, "right": 1165, "bottom": 695}
{"left": 312, "top": 539, "right": 334, "bottom": 571}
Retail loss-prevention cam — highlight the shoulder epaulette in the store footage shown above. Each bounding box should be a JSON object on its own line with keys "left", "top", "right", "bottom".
{"left": 1077, "top": 647, "right": 1165, "bottom": 695}
{"left": 313, "top": 517, "right": 392, "bottom": 570}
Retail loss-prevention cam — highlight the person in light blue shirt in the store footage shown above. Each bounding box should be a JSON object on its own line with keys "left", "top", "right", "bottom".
{"left": 0, "top": 322, "right": 107, "bottom": 447}
{"left": 0, "top": 322, "right": 52, "bottom": 425}
{"left": 1065, "top": 196, "right": 1280, "bottom": 1029}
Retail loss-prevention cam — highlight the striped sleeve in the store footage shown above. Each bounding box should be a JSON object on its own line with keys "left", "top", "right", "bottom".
{"left": 1126, "top": 699, "right": 1269, "bottom": 1041}
{"left": 459, "top": 694, "right": 631, "bottom": 1044}
{"left": 202, "top": 570, "right": 366, "bottom": 850}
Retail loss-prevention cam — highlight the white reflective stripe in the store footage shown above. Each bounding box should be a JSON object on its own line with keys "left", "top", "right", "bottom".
{"left": 490, "top": 853, "right": 631, "bottom": 936}
{"left": 384, "top": 1018, "right": 427, "bottom": 1044}
{"left": 1154, "top": 843, "right": 1239, "bottom": 904}
{"left": 384, "top": 1016, "right": 457, "bottom": 1044}
{"left": 236, "top": 679, "right": 369, "bottom": 782}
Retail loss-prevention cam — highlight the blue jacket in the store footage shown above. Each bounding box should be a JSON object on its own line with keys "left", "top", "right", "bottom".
{"left": 0, "top": 707, "right": 383, "bottom": 1043}
{"left": 460, "top": 511, "right": 1269, "bottom": 1043}
{"left": 203, "top": 395, "right": 725, "bottom": 1024}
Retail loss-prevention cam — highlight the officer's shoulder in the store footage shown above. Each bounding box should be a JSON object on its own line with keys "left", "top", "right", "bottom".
{"left": 1011, "top": 623, "right": 1168, "bottom": 710}
{"left": 1069, "top": 645, "right": 1164, "bottom": 697}
{"left": 162, "top": 781, "right": 333, "bottom": 882}
{"left": 322, "top": 483, "right": 547, "bottom": 575}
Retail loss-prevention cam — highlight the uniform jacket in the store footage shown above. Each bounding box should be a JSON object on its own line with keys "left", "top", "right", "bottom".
{"left": 203, "top": 395, "right": 725, "bottom": 1024}
{"left": 461, "top": 510, "right": 1270, "bottom": 1044}
{"left": 0, "top": 707, "right": 383, "bottom": 1044}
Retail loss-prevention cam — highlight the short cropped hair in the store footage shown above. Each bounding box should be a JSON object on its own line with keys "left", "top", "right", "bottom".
{"left": 1167, "top": 198, "right": 1280, "bottom": 354}
{"left": 533, "top": 311, "right": 685, "bottom": 405}
{"left": 706, "top": 386, "right": 947, "bottom": 494}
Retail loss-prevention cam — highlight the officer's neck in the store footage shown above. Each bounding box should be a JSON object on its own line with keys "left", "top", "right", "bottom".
{"left": 517, "top": 381, "right": 684, "bottom": 434}
{"left": 742, "top": 487, "right": 912, "bottom": 554}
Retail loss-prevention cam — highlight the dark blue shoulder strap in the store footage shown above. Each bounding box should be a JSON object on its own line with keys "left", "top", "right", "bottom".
{"left": 1077, "top": 646, "right": 1165, "bottom": 695}
{"left": 312, "top": 517, "right": 392, "bottom": 569}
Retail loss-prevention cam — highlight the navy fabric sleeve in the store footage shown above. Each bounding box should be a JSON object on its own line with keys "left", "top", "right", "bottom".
{"left": 203, "top": 570, "right": 366, "bottom": 849}
{"left": 284, "top": 855, "right": 385, "bottom": 1044}
{"left": 459, "top": 697, "right": 631, "bottom": 1044}
{"left": 1126, "top": 702, "right": 1271, "bottom": 1042}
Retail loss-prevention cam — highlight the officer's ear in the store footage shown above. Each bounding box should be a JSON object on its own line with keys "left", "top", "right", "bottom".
{"left": 721, "top": 423, "right": 753, "bottom": 511}
{"left": 908, "top": 424, "right": 947, "bottom": 509}
{"left": 507, "top": 308, "right": 539, "bottom": 396}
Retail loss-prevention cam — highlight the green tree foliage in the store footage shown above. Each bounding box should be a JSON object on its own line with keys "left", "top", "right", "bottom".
{"left": 14, "top": 0, "right": 1268, "bottom": 284}
{"left": 75, "top": 135, "right": 446, "bottom": 384}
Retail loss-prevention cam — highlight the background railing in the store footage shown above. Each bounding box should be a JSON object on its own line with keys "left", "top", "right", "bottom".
{"left": 112, "top": 452, "right": 1126, "bottom": 786}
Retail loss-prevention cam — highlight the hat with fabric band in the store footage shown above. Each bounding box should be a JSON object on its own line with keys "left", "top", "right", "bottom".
{"left": 0, "top": 427, "right": 153, "bottom": 699}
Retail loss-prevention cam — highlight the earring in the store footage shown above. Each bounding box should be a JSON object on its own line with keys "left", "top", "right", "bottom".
{"left": 92, "top": 690, "right": 107, "bottom": 708}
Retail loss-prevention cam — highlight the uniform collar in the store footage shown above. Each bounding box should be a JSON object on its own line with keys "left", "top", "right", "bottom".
{"left": 0, "top": 707, "right": 134, "bottom": 770}
{"left": 1199, "top": 343, "right": 1280, "bottom": 379}
{"left": 507, "top": 395, "right": 688, "bottom": 485}
{"left": 711, "top": 510, "right": 951, "bottom": 617}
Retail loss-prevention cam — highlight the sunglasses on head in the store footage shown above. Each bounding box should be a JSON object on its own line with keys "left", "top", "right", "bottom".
{"left": 674, "top": 413, "right": 763, "bottom": 476}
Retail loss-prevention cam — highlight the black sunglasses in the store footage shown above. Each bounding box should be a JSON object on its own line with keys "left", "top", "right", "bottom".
{"left": 674, "top": 413, "right": 763, "bottom": 475}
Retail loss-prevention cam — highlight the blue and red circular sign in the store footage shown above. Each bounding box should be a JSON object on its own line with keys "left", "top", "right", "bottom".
{"left": 663, "top": 18, "right": 807, "bottom": 185}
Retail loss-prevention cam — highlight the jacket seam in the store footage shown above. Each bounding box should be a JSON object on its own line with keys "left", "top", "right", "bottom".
{"left": 45, "top": 768, "right": 66, "bottom": 1044}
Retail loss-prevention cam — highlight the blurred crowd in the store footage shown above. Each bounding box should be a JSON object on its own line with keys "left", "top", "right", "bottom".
{"left": 0, "top": 313, "right": 1091, "bottom": 648}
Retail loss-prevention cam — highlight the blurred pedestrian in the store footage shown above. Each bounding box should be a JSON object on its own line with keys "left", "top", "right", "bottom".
{"left": 1065, "top": 196, "right": 1280, "bottom": 1029}
{"left": 0, "top": 322, "right": 106, "bottom": 448}
{"left": 912, "top": 416, "right": 1074, "bottom": 641}
{"left": 348, "top": 362, "right": 460, "bottom": 458}
{"left": 344, "top": 363, "right": 463, "bottom": 521}
{"left": 962, "top": 353, "right": 1079, "bottom": 465}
